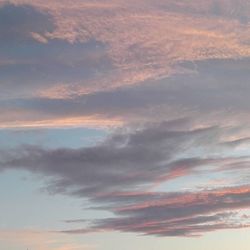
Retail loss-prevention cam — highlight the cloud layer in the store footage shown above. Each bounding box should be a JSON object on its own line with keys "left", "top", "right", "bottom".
{"left": 1, "top": 120, "right": 250, "bottom": 236}
{"left": 1, "top": 57, "right": 250, "bottom": 129}
{"left": 0, "top": 0, "right": 250, "bottom": 240}
{"left": 77, "top": 186, "right": 250, "bottom": 237}
{"left": 1, "top": 0, "right": 250, "bottom": 101}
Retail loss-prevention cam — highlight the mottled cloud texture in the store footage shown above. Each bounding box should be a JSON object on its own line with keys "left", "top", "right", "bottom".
{"left": 0, "top": 0, "right": 250, "bottom": 127}
{"left": 0, "top": 0, "right": 250, "bottom": 239}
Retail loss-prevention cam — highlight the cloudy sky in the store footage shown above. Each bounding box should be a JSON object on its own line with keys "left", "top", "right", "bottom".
{"left": 0, "top": 0, "right": 250, "bottom": 249}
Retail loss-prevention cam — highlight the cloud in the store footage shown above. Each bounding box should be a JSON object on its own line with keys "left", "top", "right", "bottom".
{"left": 0, "top": 3, "right": 112, "bottom": 99}
{"left": 0, "top": 3, "right": 54, "bottom": 42}
{"left": 0, "top": 120, "right": 218, "bottom": 194}
{"left": 221, "top": 137, "right": 250, "bottom": 148}
{"left": 1, "top": 57, "right": 250, "bottom": 128}
{"left": 62, "top": 186, "right": 250, "bottom": 237}
{"left": 0, "top": 38, "right": 111, "bottom": 96}
{"left": 0, "top": 0, "right": 250, "bottom": 240}
{"left": 0, "top": 1, "right": 250, "bottom": 129}
{"left": 152, "top": 0, "right": 250, "bottom": 24}
{"left": 1, "top": 120, "right": 250, "bottom": 237}
{"left": 0, "top": 120, "right": 249, "bottom": 196}
{"left": 1, "top": 0, "right": 250, "bottom": 101}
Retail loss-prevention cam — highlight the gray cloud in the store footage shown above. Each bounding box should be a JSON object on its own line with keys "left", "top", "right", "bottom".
{"left": 1, "top": 120, "right": 250, "bottom": 237}
{"left": 155, "top": 0, "right": 250, "bottom": 24}
{"left": 0, "top": 120, "right": 219, "bottom": 195}
{"left": 0, "top": 3, "right": 54, "bottom": 42}
{"left": 221, "top": 137, "right": 250, "bottom": 148}
{"left": 0, "top": 0, "right": 250, "bottom": 240}
{"left": 0, "top": 39, "right": 111, "bottom": 94}
{"left": 0, "top": 3, "right": 112, "bottom": 98}
{"left": 3, "top": 57, "right": 250, "bottom": 126}
{"left": 0, "top": 119, "right": 249, "bottom": 196}
{"left": 1, "top": 0, "right": 250, "bottom": 102}
{"left": 63, "top": 186, "right": 250, "bottom": 237}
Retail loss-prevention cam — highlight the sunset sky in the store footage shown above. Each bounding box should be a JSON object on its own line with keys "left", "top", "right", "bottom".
{"left": 1, "top": 1, "right": 250, "bottom": 249}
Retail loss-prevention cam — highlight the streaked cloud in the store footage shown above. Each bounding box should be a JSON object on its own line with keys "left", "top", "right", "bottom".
{"left": 1, "top": 58, "right": 250, "bottom": 128}
{"left": 0, "top": 0, "right": 250, "bottom": 243}
{"left": 71, "top": 186, "right": 250, "bottom": 237}
{"left": 1, "top": 120, "right": 250, "bottom": 236}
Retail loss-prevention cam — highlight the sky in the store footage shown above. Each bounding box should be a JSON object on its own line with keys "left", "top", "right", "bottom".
{"left": 0, "top": 0, "right": 250, "bottom": 249}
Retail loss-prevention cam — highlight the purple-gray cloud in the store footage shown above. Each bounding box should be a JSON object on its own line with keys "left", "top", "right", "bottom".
{"left": 0, "top": 3, "right": 112, "bottom": 98}
{"left": 0, "top": 3, "right": 54, "bottom": 42}
{"left": 0, "top": 0, "right": 250, "bottom": 240}
{"left": 1, "top": 0, "right": 250, "bottom": 102}
{"left": 1, "top": 120, "right": 250, "bottom": 237}
{"left": 62, "top": 186, "right": 250, "bottom": 237}
{"left": 1, "top": 58, "right": 250, "bottom": 128}
{"left": 0, "top": 120, "right": 219, "bottom": 195}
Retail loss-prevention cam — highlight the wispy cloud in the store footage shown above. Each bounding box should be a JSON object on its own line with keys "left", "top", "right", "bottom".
{"left": 1, "top": 120, "right": 250, "bottom": 236}
{"left": 1, "top": 58, "right": 250, "bottom": 128}
{"left": 0, "top": 0, "right": 250, "bottom": 242}
{"left": 62, "top": 186, "right": 250, "bottom": 237}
